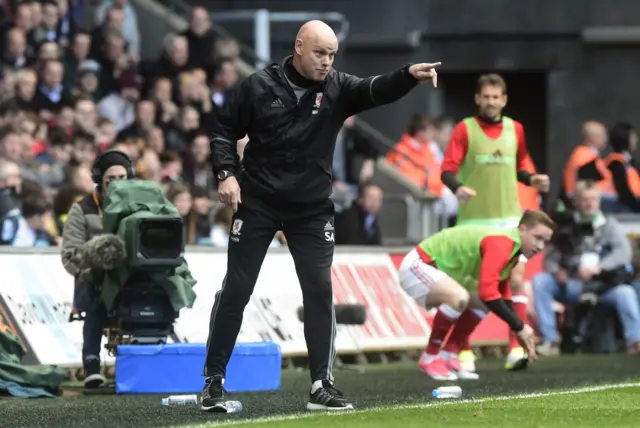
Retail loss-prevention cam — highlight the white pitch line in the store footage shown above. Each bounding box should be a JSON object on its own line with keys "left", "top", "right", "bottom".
{"left": 184, "top": 381, "right": 640, "bottom": 428}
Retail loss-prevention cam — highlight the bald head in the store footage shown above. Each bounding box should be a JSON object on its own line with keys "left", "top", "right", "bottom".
{"left": 581, "top": 121, "right": 607, "bottom": 151}
{"left": 293, "top": 20, "right": 338, "bottom": 82}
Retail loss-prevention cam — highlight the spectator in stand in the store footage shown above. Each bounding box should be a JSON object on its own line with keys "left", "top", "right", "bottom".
{"left": 149, "top": 76, "right": 178, "bottom": 129}
{"left": 164, "top": 105, "right": 200, "bottom": 152}
{"left": 209, "top": 58, "right": 239, "bottom": 112}
{"left": 51, "top": 185, "right": 88, "bottom": 238}
{"left": 562, "top": 121, "right": 612, "bottom": 210}
{"left": 28, "top": 0, "right": 63, "bottom": 47}
{"left": 55, "top": 102, "right": 75, "bottom": 130}
{"left": 96, "top": 29, "right": 129, "bottom": 96}
{"left": 0, "top": 125, "right": 39, "bottom": 182}
{"left": 55, "top": 0, "right": 78, "bottom": 47}
{"left": 183, "top": 130, "right": 213, "bottom": 194}
{"left": 21, "top": 194, "right": 57, "bottom": 246}
{"left": 0, "top": 158, "right": 23, "bottom": 246}
{"left": 0, "top": 68, "right": 17, "bottom": 104}
{"left": 36, "top": 41, "right": 61, "bottom": 64}
{"left": 179, "top": 70, "right": 212, "bottom": 125}
{"left": 94, "top": 0, "right": 140, "bottom": 60}
{"left": 143, "top": 125, "right": 165, "bottom": 153}
{"left": 13, "top": 2, "right": 35, "bottom": 38}
{"left": 3, "top": 27, "right": 28, "bottom": 69}
{"left": 165, "top": 181, "right": 210, "bottom": 244}
{"left": 331, "top": 116, "right": 378, "bottom": 206}
{"left": 334, "top": 182, "right": 384, "bottom": 246}
{"left": 386, "top": 114, "right": 443, "bottom": 195}
{"left": 96, "top": 117, "right": 116, "bottom": 148}
{"left": 90, "top": 5, "right": 126, "bottom": 60}
{"left": 62, "top": 31, "right": 92, "bottom": 89}
{"left": 433, "top": 116, "right": 455, "bottom": 163}
{"left": 72, "top": 60, "right": 102, "bottom": 101}
{"left": 159, "top": 150, "right": 182, "bottom": 183}
{"left": 33, "top": 59, "right": 73, "bottom": 116}
{"left": 149, "top": 33, "right": 190, "bottom": 98}
{"left": 605, "top": 122, "right": 640, "bottom": 213}
{"left": 432, "top": 116, "right": 458, "bottom": 225}
{"left": 66, "top": 164, "right": 95, "bottom": 194}
{"left": 135, "top": 147, "right": 161, "bottom": 181}
{"left": 36, "top": 127, "right": 71, "bottom": 189}
{"left": 97, "top": 69, "right": 141, "bottom": 132}
{"left": 74, "top": 96, "right": 99, "bottom": 137}
{"left": 7, "top": 68, "right": 38, "bottom": 113}
{"left": 71, "top": 131, "right": 96, "bottom": 167}
{"left": 181, "top": 6, "right": 216, "bottom": 69}
{"left": 115, "top": 96, "right": 155, "bottom": 140}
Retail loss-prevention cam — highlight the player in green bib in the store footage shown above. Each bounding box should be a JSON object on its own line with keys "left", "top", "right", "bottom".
{"left": 440, "top": 73, "right": 551, "bottom": 372}
{"left": 397, "top": 210, "right": 555, "bottom": 380}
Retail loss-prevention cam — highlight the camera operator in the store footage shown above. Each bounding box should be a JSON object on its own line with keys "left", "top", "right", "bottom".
{"left": 61, "top": 150, "right": 134, "bottom": 388}
{"left": 533, "top": 180, "right": 640, "bottom": 355}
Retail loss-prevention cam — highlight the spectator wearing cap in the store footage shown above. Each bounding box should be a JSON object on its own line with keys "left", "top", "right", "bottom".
{"left": 61, "top": 149, "right": 134, "bottom": 389}
{"left": 63, "top": 32, "right": 93, "bottom": 89}
{"left": 96, "top": 68, "right": 141, "bottom": 132}
{"left": 73, "top": 60, "right": 102, "bottom": 101}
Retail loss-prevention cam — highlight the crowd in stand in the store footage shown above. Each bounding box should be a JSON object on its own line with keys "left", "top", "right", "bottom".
{"left": 0, "top": 0, "right": 247, "bottom": 247}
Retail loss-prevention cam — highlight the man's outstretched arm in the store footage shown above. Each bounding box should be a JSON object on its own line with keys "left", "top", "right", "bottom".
{"left": 339, "top": 62, "right": 440, "bottom": 116}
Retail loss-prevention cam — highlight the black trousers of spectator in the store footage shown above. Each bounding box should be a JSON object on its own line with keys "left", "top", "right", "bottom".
{"left": 204, "top": 194, "right": 336, "bottom": 383}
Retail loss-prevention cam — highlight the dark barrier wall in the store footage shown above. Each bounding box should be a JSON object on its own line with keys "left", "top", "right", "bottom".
{"left": 191, "top": 0, "right": 640, "bottom": 200}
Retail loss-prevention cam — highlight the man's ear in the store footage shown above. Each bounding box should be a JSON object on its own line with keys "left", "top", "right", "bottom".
{"left": 294, "top": 38, "right": 303, "bottom": 56}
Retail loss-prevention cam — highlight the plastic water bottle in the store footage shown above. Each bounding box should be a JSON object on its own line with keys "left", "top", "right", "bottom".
{"left": 225, "top": 400, "right": 244, "bottom": 414}
{"left": 161, "top": 394, "right": 198, "bottom": 406}
{"left": 432, "top": 386, "right": 462, "bottom": 399}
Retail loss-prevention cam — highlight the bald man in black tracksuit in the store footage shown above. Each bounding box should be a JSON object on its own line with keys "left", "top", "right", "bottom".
{"left": 202, "top": 20, "right": 440, "bottom": 412}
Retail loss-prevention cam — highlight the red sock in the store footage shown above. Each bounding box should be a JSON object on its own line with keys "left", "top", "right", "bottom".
{"left": 443, "top": 310, "right": 484, "bottom": 354}
{"left": 426, "top": 304, "right": 461, "bottom": 356}
{"left": 510, "top": 294, "right": 529, "bottom": 350}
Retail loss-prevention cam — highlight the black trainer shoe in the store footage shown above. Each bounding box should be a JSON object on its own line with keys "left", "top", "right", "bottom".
{"left": 306, "top": 380, "right": 354, "bottom": 411}
{"left": 83, "top": 356, "right": 105, "bottom": 389}
{"left": 201, "top": 375, "right": 227, "bottom": 412}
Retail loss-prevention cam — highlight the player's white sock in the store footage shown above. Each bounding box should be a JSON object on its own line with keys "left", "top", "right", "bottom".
{"left": 311, "top": 380, "right": 323, "bottom": 393}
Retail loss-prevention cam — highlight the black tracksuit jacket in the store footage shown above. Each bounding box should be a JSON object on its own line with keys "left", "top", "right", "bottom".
{"left": 211, "top": 56, "right": 420, "bottom": 204}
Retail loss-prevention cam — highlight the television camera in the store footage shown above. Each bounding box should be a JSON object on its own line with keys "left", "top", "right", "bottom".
{"left": 77, "top": 180, "right": 197, "bottom": 355}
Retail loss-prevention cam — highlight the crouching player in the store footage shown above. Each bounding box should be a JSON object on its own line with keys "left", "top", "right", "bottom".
{"left": 398, "top": 210, "right": 555, "bottom": 380}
